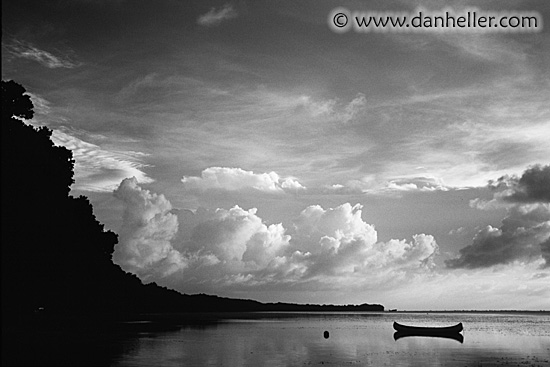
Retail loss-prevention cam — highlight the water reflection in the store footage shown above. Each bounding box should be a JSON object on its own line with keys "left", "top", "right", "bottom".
{"left": 111, "top": 313, "right": 550, "bottom": 367}
{"left": 5, "top": 312, "right": 548, "bottom": 366}
{"left": 393, "top": 331, "right": 464, "bottom": 343}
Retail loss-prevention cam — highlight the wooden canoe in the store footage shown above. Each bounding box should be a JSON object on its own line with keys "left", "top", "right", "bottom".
{"left": 393, "top": 321, "right": 463, "bottom": 334}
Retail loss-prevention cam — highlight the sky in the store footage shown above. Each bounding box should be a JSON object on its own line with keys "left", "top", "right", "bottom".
{"left": 2, "top": 0, "right": 549, "bottom": 310}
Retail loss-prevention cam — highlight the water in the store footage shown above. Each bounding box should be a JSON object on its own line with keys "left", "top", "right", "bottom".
{"left": 109, "top": 312, "right": 550, "bottom": 367}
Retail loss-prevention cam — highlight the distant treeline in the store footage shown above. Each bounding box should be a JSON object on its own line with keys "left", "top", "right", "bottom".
{"left": 260, "top": 301, "right": 383, "bottom": 312}
{"left": 157, "top": 293, "right": 384, "bottom": 312}
{"left": 396, "top": 310, "right": 549, "bottom": 314}
{"left": 1, "top": 80, "right": 383, "bottom": 322}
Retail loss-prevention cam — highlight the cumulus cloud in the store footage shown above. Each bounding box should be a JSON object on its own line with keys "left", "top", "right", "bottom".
{"left": 181, "top": 167, "right": 305, "bottom": 193}
{"left": 4, "top": 39, "right": 79, "bottom": 68}
{"left": 383, "top": 177, "right": 450, "bottom": 193}
{"left": 287, "top": 204, "right": 438, "bottom": 283}
{"left": 197, "top": 4, "right": 237, "bottom": 27}
{"left": 113, "top": 178, "right": 187, "bottom": 279}
{"left": 113, "top": 181, "right": 440, "bottom": 293}
{"left": 322, "top": 175, "right": 451, "bottom": 196}
{"left": 447, "top": 165, "right": 550, "bottom": 269}
{"left": 184, "top": 206, "right": 290, "bottom": 269}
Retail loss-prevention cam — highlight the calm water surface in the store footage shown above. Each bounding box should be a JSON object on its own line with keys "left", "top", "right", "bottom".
{"left": 111, "top": 312, "right": 550, "bottom": 367}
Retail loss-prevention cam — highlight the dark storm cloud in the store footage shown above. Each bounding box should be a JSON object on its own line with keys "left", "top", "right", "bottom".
{"left": 501, "top": 165, "right": 550, "bottom": 203}
{"left": 446, "top": 165, "right": 550, "bottom": 269}
{"left": 445, "top": 204, "right": 550, "bottom": 269}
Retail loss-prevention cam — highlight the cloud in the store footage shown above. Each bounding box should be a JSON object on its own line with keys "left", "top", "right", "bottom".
{"left": 470, "top": 165, "right": 550, "bottom": 209}
{"left": 341, "top": 93, "right": 367, "bottom": 123}
{"left": 288, "top": 204, "right": 438, "bottom": 282}
{"left": 436, "top": 32, "right": 528, "bottom": 65}
{"left": 4, "top": 39, "right": 79, "bottom": 68}
{"left": 19, "top": 92, "right": 152, "bottom": 193}
{"left": 448, "top": 227, "right": 466, "bottom": 236}
{"left": 295, "top": 93, "right": 366, "bottom": 123}
{"left": 342, "top": 73, "right": 550, "bottom": 190}
{"left": 382, "top": 260, "right": 550, "bottom": 310}
{"left": 447, "top": 165, "right": 550, "bottom": 269}
{"left": 181, "top": 167, "right": 305, "bottom": 193}
{"left": 321, "top": 175, "right": 451, "bottom": 196}
{"left": 383, "top": 176, "right": 450, "bottom": 193}
{"left": 197, "top": 4, "right": 237, "bottom": 27}
{"left": 112, "top": 180, "right": 548, "bottom": 308}
{"left": 113, "top": 181, "right": 440, "bottom": 293}
{"left": 113, "top": 178, "right": 187, "bottom": 279}
{"left": 181, "top": 206, "right": 290, "bottom": 271}
{"left": 26, "top": 92, "right": 51, "bottom": 115}
{"left": 446, "top": 204, "right": 550, "bottom": 269}
{"left": 52, "top": 129, "right": 153, "bottom": 192}
{"left": 498, "top": 165, "right": 550, "bottom": 204}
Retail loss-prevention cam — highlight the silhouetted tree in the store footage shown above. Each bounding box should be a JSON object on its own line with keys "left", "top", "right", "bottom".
{"left": 1, "top": 80, "right": 34, "bottom": 121}
{"left": 1, "top": 80, "right": 122, "bottom": 316}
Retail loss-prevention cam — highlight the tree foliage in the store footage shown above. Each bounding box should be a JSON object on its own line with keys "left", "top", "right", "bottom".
{"left": 1, "top": 80, "right": 34, "bottom": 121}
{"left": 1, "top": 80, "right": 121, "bottom": 315}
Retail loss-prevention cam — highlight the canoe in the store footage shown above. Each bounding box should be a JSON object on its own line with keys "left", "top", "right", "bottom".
{"left": 393, "top": 321, "right": 463, "bottom": 334}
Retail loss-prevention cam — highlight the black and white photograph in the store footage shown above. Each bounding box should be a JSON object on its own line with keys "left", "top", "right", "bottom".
{"left": 2, "top": 1, "right": 549, "bottom": 366}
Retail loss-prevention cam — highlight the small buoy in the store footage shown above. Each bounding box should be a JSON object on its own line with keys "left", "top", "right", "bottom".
{"left": 323, "top": 331, "right": 329, "bottom": 339}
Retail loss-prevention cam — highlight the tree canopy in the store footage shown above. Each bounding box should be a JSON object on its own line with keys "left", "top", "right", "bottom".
{"left": 1, "top": 80, "right": 122, "bottom": 315}
{"left": 1, "top": 80, "right": 34, "bottom": 121}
